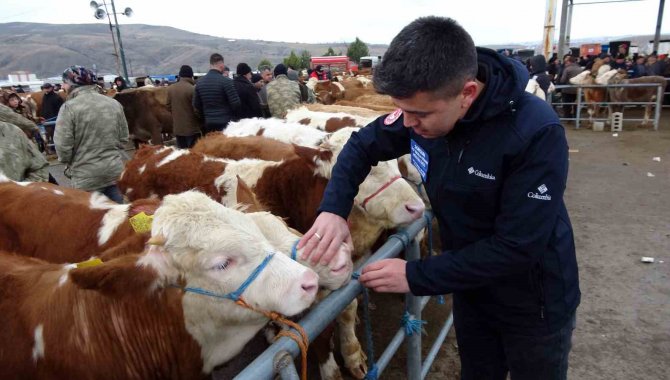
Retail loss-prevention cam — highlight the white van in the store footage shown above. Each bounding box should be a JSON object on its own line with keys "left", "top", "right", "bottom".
{"left": 359, "top": 56, "right": 382, "bottom": 74}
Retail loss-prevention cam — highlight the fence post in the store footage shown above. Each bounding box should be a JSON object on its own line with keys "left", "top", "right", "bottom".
{"left": 406, "top": 238, "right": 422, "bottom": 380}
{"left": 575, "top": 86, "right": 582, "bottom": 129}
{"left": 654, "top": 83, "right": 663, "bottom": 131}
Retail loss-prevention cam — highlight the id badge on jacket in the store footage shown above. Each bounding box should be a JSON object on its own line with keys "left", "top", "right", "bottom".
{"left": 410, "top": 139, "right": 429, "bottom": 182}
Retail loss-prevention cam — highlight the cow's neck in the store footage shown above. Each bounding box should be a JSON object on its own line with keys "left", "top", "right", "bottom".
{"left": 348, "top": 205, "right": 387, "bottom": 262}
{"left": 181, "top": 293, "right": 270, "bottom": 373}
{"left": 254, "top": 158, "right": 329, "bottom": 233}
{"left": 40, "top": 282, "right": 205, "bottom": 379}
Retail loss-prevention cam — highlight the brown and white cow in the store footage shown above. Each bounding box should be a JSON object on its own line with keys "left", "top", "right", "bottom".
{"left": 569, "top": 60, "right": 611, "bottom": 126}
{"left": 121, "top": 129, "right": 425, "bottom": 379}
{"left": 0, "top": 177, "right": 159, "bottom": 263}
{"left": 120, "top": 141, "right": 424, "bottom": 232}
{"left": 0, "top": 190, "right": 318, "bottom": 380}
{"left": 285, "top": 106, "right": 377, "bottom": 131}
{"left": 192, "top": 133, "right": 299, "bottom": 161}
{"left": 596, "top": 69, "right": 668, "bottom": 127}
{"left": 225, "top": 117, "right": 328, "bottom": 146}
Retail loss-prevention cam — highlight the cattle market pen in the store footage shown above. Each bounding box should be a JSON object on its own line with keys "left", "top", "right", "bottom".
{"left": 552, "top": 81, "right": 667, "bottom": 130}
{"left": 233, "top": 212, "right": 454, "bottom": 380}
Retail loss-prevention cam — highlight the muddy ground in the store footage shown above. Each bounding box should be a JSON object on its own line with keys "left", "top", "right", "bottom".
{"left": 47, "top": 109, "right": 669, "bottom": 379}
{"left": 381, "top": 111, "right": 670, "bottom": 380}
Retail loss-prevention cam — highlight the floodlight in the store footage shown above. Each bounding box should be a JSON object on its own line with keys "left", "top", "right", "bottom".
{"left": 90, "top": 1, "right": 100, "bottom": 9}
{"left": 94, "top": 8, "right": 106, "bottom": 19}
{"left": 123, "top": 7, "right": 133, "bottom": 17}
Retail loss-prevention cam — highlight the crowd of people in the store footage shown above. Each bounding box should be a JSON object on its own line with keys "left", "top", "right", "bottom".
{"left": 514, "top": 49, "right": 670, "bottom": 120}
{"left": 0, "top": 52, "right": 324, "bottom": 196}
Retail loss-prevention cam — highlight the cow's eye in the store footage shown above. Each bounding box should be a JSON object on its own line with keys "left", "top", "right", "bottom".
{"left": 213, "top": 260, "right": 230, "bottom": 271}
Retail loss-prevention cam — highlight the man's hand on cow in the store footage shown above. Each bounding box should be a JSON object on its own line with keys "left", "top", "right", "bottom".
{"left": 298, "top": 212, "right": 352, "bottom": 267}
{"left": 359, "top": 259, "right": 410, "bottom": 293}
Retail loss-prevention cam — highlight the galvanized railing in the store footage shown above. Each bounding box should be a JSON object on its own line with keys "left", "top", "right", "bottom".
{"left": 551, "top": 82, "right": 665, "bottom": 130}
{"left": 233, "top": 211, "right": 454, "bottom": 380}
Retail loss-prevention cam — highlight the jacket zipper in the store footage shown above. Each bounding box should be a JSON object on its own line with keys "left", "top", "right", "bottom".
{"left": 457, "top": 140, "right": 471, "bottom": 164}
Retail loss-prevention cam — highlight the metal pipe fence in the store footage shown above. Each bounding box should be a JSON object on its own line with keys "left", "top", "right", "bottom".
{"left": 551, "top": 82, "right": 665, "bottom": 130}
{"left": 234, "top": 211, "right": 454, "bottom": 380}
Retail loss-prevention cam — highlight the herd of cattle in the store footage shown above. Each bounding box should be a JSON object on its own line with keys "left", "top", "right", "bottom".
{"left": 0, "top": 78, "right": 434, "bottom": 380}
{"left": 568, "top": 64, "right": 667, "bottom": 127}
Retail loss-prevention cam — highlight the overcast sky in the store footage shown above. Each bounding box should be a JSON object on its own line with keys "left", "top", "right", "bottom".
{"left": 2, "top": 0, "right": 668, "bottom": 46}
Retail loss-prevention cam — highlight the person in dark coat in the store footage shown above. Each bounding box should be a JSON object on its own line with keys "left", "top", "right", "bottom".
{"left": 40, "top": 82, "right": 64, "bottom": 154}
{"left": 113, "top": 76, "right": 129, "bottom": 92}
{"left": 233, "top": 63, "right": 262, "bottom": 119}
{"left": 529, "top": 55, "right": 554, "bottom": 98}
{"left": 298, "top": 16, "right": 579, "bottom": 380}
{"left": 192, "top": 53, "right": 241, "bottom": 133}
{"left": 167, "top": 65, "right": 203, "bottom": 148}
{"left": 40, "top": 83, "right": 64, "bottom": 121}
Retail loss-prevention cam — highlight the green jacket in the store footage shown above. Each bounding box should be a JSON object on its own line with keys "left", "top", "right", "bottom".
{"left": 266, "top": 75, "right": 302, "bottom": 118}
{"left": 54, "top": 86, "right": 129, "bottom": 191}
{"left": 0, "top": 103, "right": 37, "bottom": 135}
{"left": 0, "top": 121, "right": 49, "bottom": 182}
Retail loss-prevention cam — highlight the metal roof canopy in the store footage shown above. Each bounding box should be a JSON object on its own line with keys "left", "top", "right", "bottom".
{"left": 556, "top": 0, "right": 665, "bottom": 59}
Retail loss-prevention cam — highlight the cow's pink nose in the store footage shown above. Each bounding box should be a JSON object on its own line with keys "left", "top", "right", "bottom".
{"left": 405, "top": 202, "right": 426, "bottom": 220}
{"left": 300, "top": 271, "right": 319, "bottom": 298}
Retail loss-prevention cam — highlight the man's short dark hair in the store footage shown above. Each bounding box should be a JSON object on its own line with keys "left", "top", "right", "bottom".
{"left": 210, "top": 53, "right": 224, "bottom": 65}
{"left": 373, "top": 16, "right": 477, "bottom": 99}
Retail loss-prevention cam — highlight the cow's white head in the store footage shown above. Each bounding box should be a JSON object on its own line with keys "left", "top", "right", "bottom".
{"left": 595, "top": 69, "right": 618, "bottom": 85}
{"left": 569, "top": 70, "right": 592, "bottom": 85}
{"left": 144, "top": 190, "right": 318, "bottom": 320}
{"left": 317, "top": 128, "right": 426, "bottom": 227}
{"left": 246, "top": 211, "right": 353, "bottom": 290}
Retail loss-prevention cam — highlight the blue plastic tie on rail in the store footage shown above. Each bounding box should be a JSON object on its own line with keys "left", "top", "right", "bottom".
{"left": 401, "top": 310, "right": 427, "bottom": 337}
{"left": 352, "top": 271, "right": 379, "bottom": 380}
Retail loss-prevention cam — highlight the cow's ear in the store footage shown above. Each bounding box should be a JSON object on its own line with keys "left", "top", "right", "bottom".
{"left": 292, "top": 144, "right": 333, "bottom": 167}
{"left": 70, "top": 254, "right": 159, "bottom": 297}
{"left": 235, "top": 175, "right": 265, "bottom": 212}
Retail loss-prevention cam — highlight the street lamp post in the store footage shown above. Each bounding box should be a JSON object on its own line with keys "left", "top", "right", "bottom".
{"left": 91, "top": 1, "right": 133, "bottom": 83}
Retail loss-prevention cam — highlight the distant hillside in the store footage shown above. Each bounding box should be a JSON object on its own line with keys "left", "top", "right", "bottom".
{"left": 0, "top": 22, "right": 388, "bottom": 78}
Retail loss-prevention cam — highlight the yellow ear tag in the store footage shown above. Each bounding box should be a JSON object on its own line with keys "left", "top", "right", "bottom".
{"left": 76, "top": 258, "right": 104, "bottom": 268}
{"left": 129, "top": 212, "right": 154, "bottom": 234}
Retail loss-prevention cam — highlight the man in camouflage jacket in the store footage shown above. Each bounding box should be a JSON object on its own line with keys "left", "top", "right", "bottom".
{"left": 0, "top": 120, "right": 49, "bottom": 182}
{"left": 55, "top": 66, "right": 129, "bottom": 203}
{"left": 0, "top": 102, "right": 38, "bottom": 136}
{"left": 266, "top": 64, "right": 302, "bottom": 118}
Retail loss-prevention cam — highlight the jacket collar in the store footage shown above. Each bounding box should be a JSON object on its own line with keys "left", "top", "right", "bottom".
{"left": 179, "top": 77, "right": 195, "bottom": 85}
{"left": 66, "top": 85, "right": 98, "bottom": 101}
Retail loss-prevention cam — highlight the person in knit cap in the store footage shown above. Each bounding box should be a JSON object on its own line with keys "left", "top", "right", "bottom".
{"left": 168, "top": 65, "right": 203, "bottom": 148}
{"left": 54, "top": 65, "right": 129, "bottom": 203}
{"left": 233, "top": 62, "right": 262, "bottom": 119}
{"left": 265, "top": 63, "right": 301, "bottom": 118}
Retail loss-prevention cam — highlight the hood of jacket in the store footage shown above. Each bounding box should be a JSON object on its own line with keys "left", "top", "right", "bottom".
{"left": 459, "top": 47, "right": 529, "bottom": 124}
{"left": 529, "top": 54, "right": 548, "bottom": 74}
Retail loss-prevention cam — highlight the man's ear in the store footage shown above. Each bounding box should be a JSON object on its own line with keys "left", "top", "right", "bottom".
{"left": 461, "top": 80, "right": 479, "bottom": 109}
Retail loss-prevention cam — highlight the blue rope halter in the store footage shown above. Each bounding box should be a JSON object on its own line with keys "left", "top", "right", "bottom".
{"left": 182, "top": 253, "right": 275, "bottom": 302}
{"left": 291, "top": 239, "right": 300, "bottom": 261}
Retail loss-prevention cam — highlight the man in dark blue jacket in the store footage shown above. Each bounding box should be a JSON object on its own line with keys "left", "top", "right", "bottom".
{"left": 193, "top": 53, "right": 241, "bottom": 133}
{"left": 298, "top": 16, "right": 580, "bottom": 380}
